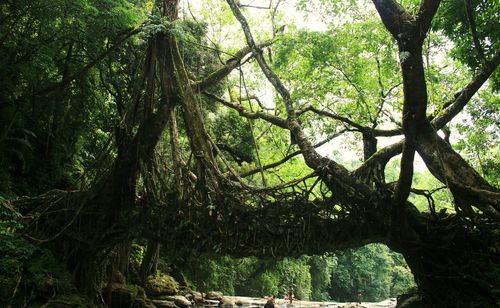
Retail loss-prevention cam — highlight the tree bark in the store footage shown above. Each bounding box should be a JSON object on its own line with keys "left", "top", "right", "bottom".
{"left": 140, "top": 240, "right": 161, "bottom": 282}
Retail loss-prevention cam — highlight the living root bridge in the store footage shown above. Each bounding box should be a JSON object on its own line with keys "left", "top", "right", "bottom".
{"left": 150, "top": 191, "right": 500, "bottom": 307}
{"left": 12, "top": 165, "right": 500, "bottom": 307}
{"left": 142, "top": 186, "right": 392, "bottom": 258}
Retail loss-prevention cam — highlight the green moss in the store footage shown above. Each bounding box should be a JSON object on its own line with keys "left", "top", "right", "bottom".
{"left": 145, "top": 273, "right": 179, "bottom": 296}
{"left": 123, "top": 283, "right": 139, "bottom": 295}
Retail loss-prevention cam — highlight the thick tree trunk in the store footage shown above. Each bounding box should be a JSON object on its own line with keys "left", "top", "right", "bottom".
{"left": 389, "top": 211, "right": 500, "bottom": 307}
{"left": 59, "top": 0, "right": 182, "bottom": 297}
{"left": 118, "top": 241, "right": 132, "bottom": 277}
{"left": 140, "top": 240, "right": 161, "bottom": 282}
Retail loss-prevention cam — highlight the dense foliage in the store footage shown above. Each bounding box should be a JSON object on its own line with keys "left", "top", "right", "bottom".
{"left": 178, "top": 244, "right": 414, "bottom": 302}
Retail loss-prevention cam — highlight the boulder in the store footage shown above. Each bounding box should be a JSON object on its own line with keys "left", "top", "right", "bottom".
{"left": 152, "top": 295, "right": 192, "bottom": 308}
{"left": 397, "top": 289, "right": 426, "bottom": 307}
{"left": 234, "top": 298, "right": 252, "bottom": 306}
{"left": 219, "top": 296, "right": 235, "bottom": 307}
{"left": 135, "top": 298, "right": 157, "bottom": 308}
{"left": 178, "top": 287, "right": 191, "bottom": 296}
{"left": 103, "top": 283, "right": 149, "bottom": 308}
{"left": 206, "top": 291, "right": 224, "bottom": 300}
{"left": 190, "top": 291, "right": 203, "bottom": 303}
{"left": 175, "top": 288, "right": 204, "bottom": 304}
{"left": 202, "top": 299, "right": 220, "bottom": 306}
{"left": 145, "top": 274, "right": 179, "bottom": 296}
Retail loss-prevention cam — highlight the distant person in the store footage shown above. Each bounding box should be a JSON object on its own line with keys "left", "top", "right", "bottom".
{"left": 287, "top": 287, "right": 294, "bottom": 304}
{"left": 264, "top": 295, "right": 276, "bottom": 308}
{"left": 357, "top": 292, "right": 362, "bottom": 304}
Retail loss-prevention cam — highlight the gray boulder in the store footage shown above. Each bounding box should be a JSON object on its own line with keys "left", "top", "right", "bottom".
{"left": 206, "top": 291, "right": 224, "bottom": 300}
{"left": 153, "top": 295, "right": 192, "bottom": 308}
{"left": 219, "top": 296, "right": 236, "bottom": 306}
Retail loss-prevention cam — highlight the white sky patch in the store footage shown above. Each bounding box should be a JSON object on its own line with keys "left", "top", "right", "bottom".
{"left": 280, "top": 1, "right": 328, "bottom": 31}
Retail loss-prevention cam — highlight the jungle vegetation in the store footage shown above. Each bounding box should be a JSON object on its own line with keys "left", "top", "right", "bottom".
{"left": 0, "top": 0, "right": 498, "bottom": 307}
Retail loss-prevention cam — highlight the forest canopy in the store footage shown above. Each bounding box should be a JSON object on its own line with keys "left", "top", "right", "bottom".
{"left": 0, "top": 0, "right": 499, "bottom": 307}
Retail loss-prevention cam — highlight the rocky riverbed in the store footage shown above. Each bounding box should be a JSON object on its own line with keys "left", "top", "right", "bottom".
{"left": 77, "top": 272, "right": 398, "bottom": 308}
{"left": 203, "top": 295, "right": 397, "bottom": 308}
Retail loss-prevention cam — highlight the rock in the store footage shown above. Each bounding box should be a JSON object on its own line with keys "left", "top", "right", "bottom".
{"left": 145, "top": 273, "right": 179, "bottom": 296}
{"left": 178, "top": 287, "right": 202, "bottom": 303}
{"left": 234, "top": 298, "right": 253, "bottom": 306}
{"left": 103, "top": 283, "right": 148, "bottom": 308}
{"left": 152, "top": 295, "right": 192, "bottom": 308}
{"left": 178, "top": 286, "right": 191, "bottom": 296}
{"left": 339, "top": 304, "right": 365, "bottom": 308}
{"left": 206, "top": 291, "right": 224, "bottom": 300}
{"left": 152, "top": 300, "right": 178, "bottom": 308}
{"left": 135, "top": 298, "right": 157, "bottom": 308}
{"left": 110, "top": 284, "right": 137, "bottom": 306}
{"left": 374, "top": 298, "right": 396, "bottom": 307}
{"left": 185, "top": 291, "right": 203, "bottom": 303}
{"left": 202, "top": 299, "right": 220, "bottom": 306}
{"left": 397, "top": 290, "right": 426, "bottom": 307}
{"left": 192, "top": 292, "right": 203, "bottom": 303}
{"left": 234, "top": 297, "right": 255, "bottom": 306}
{"left": 219, "top": 296, "right": 235, "bottom": 306}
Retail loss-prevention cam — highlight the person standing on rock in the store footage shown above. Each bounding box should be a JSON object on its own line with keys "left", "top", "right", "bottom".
{"left": 287, "top": 287, "right": 294, "bottom": 304}
{"left": 357, "top": 292, "right": 362, "bottom": 304}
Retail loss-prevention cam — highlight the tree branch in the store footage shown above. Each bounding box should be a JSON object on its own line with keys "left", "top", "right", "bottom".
{"left": 372, "top": 0, "right": 411, "bottom": 39}
{"left": 240, "top": 131, "right": 346, "bottom": 178}
{"left": 393, "top": 143, "right": 416, "bottom": 206}
{"left": 353, "top": 140, "right": 404, "bottom": 182}
{"left": 298, "top": 105, "right": 402, "bottom": 137}
{"left": 30, "top": 28, "right": 141, "bottom": 99}
{"left": 227, "top": 0, "right": 373, "bottom": 199}
{"left": 432, "top": 51, "right": 500, "bottom": 130}
{"left": 416, "top": 0, "right": 441, "bottom": 37}
{"left": 202, "top": 91, "right": 288, "bottom": 128}
{"left": 354, "top": 52, "right": 499, "bottom": 188}
{"left": 194, "top": 40, "right": 273, "bottom": 92}
{"left": 463, "top": 0, "right": 486, "bottom": 64}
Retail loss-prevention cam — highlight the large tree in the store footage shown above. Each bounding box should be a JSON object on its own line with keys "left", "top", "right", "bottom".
{"left": 2, "top": 0, "right": 499, "bottom": 306}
